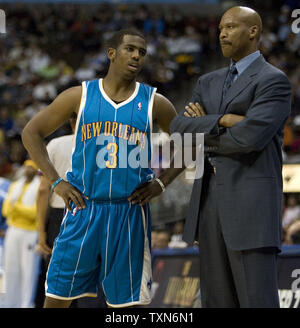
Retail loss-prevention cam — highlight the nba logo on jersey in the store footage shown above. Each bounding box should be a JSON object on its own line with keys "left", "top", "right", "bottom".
{"left": 72, "top": 207, "right": 78, "bottom": 216}
{"left": 138, "top": 102, "right": 142, "bottom": 111}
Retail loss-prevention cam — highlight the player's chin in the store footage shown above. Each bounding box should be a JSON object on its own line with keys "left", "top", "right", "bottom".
{"left": 124, "top": 70, "right": 140, "bottom": 80}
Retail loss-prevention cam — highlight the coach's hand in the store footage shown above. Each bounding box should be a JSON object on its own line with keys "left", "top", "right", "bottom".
{"left": 53, "top": 180, "right": 87, "bottom": 211}
{"left": 184, "top": 102, "right": 206, "bottom": 118}
{"left": 219, "top": 114, "right": 245, "bottom": 128}
{"left": 128, "top": 180, "right": 163, "bottom": 205}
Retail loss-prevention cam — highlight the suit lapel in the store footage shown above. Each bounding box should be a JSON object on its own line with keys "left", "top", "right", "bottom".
{"left": 209, "top": 68, "right": 228, "bottom": 113}
{"left": 220, "top": 55, "right": 266, "bottom": 114}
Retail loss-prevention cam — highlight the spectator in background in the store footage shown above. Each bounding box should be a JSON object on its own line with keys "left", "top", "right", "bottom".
{"left": 151, "top": 230, "right": 158, "bottom": 250}
{"left": 74, "top": 60, "right": 97, "bottom": 81}
{"left": 283, "top": 117, "right": 295, "bottom": 152}
{"left": 0, "top": 107, "right": 14, "bottom": 135}
{"left": 153, "top": 229, "right": 171, "bottom": 249}
{"left": 285, "top": 220, "right": 300, "bottom": 244}
{"left": 168, "top": 219, "right": 188, "bottom": 248}
{"left": 0, "top": 177, "right": 11, "bottom": 275}
{"left": 32, "top": 79, "right": 57, "bottom": 102}
{"left": 6, "top": 136, "right": 28, "bottom": 180}
{"left": 2, "top": 160, "right": 41, "bottom": 308}
{"left": 143, "top": 11, "right": 165, "bottom": 36}
{"left": 24, "top": 99, "right": 46, "bottom": 121}
{"left": 28, "top": 45, "right": 50, "bottom": 74}
{"left": 37, "top": 58, "right": 60, "bottom": 80}
{"left": 282, "top": 194, "right": 300, "bottom": 228}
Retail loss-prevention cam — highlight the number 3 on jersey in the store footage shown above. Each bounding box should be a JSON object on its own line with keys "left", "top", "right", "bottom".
{"left": 106, "top": 142, "right": 118, "bottom": 169}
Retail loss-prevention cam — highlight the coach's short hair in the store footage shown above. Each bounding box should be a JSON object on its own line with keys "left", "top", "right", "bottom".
{"left": 106, "top": 28, "right": 146, "bottom": 49}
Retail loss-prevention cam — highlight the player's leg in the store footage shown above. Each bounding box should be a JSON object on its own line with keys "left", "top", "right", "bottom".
{"left": 101, "top": 202, "right": 152, "bottom": 307}
{"left": 44, "top": 296, "right": 72, "bottom": 308}
{"left": 45, "top": 202, "right": 100, "bottom": 304}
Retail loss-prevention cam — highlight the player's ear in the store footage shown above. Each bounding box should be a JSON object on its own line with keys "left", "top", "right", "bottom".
{"left": 108, "top": 48, "right": 116, "bottom": 61}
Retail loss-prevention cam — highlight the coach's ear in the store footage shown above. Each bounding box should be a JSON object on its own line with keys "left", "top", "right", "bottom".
{"left": 107, "top": 48, "right": 116, "bottom": 62}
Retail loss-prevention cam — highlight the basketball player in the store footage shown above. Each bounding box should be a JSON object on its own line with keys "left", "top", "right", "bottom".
{"left": 22, "top": 29, "right": 184, "bottom": 308}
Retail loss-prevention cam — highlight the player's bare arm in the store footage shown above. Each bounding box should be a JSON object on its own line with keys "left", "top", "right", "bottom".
{"left": 22, "top": 86, "right": 86, "bottom": 211}
{"left": 184, "top": 102, "right": 245, "bottom": 127}
{"left": 128, "top": 93, "right": 185, "bottom": 205}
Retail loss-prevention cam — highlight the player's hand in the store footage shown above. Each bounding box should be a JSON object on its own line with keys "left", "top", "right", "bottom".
{"left": 219, "top": 114, "right": 245, "bottom": 128}
{"left": 128, "top": 180, "right": 164, "bottom": 205}
{"left": 53, "top": 180, "right": 88, "bottom": 211}
{"left": 35, "top": 231, "right": 52, "bottom": 257}
{"left": 184, "top": 102, "right": 206, "bottom": 118}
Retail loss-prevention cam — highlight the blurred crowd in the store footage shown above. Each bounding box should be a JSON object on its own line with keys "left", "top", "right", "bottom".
{"left": 0, "top": 2, "right": 209, "bottom": 179}
{"left": 0, "top": 1, "right": 299, "bottom": 175}
{"left": 0, "top": 0, "right": 300, "bottom": 262}
{"left": 0, "top": 2, "right": 300, "bottom": 172}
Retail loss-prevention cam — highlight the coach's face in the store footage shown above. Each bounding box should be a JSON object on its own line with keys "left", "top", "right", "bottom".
{"left": 219, "top": 9, "right": 255, "bottom": 62}
{"left": 110, "top": 35, "right": 147, "bottom": 79}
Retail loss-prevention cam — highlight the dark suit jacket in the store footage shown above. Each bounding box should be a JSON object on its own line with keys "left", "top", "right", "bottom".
{"left": 170, "top": 55, "right": 291, "bottom": 251}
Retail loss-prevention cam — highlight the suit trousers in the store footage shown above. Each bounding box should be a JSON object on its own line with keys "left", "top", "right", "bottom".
{"left": 198, "top": 171, "right": 280, "bottom": 308}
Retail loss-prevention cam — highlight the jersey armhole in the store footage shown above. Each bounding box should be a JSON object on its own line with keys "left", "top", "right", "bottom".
{"left": 65, "top": 81, "right": 87, "bottom": 181}
{"left": 74, "top": 81, "right": 87, "bottom": 137}
{"left": 148, "top": 87, "right": 157, "bottom": 136}
{"left": 148, "top": 87, "right": 157, "bottom": 164}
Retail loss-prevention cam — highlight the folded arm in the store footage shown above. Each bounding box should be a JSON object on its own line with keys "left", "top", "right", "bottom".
{"left": 206, "top": 73, "right": 291, "bottom": 154}
{"left": 171, "top": 72, "right": 291, "bottom": 155}
{"left": 171, "top": 77, "right": 223, "bottom": 137}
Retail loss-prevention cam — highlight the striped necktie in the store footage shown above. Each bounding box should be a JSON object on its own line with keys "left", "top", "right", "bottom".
{"left": 222, "top": 63, "right": 238, "bottom": 99}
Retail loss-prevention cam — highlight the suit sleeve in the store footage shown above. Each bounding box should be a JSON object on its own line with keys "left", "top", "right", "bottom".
{"left": 170, "top": 77, "right": 223, "bottom": 137}
{"left": 205, "top": 72, "right": 291, "bottom": 154}
{"left": 171, "top": 71, "right": 291, "bottom": 154}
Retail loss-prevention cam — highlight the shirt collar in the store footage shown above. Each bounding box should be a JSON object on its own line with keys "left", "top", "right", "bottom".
{"left": 230, "top": 50, "right": 261, "bottom": 76}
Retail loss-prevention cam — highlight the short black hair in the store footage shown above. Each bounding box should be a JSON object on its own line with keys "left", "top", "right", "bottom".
{"left": 106, "top": 28, "right": 146, "bottom": 49}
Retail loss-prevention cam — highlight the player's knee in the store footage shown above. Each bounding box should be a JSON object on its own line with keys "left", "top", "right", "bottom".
{"left": 43, "top": 296, "right": 72, "bottom": 308}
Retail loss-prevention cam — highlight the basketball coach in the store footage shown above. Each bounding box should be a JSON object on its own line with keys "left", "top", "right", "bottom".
{"left": 170, "top": 6, "right": 291, "bottom": 307}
